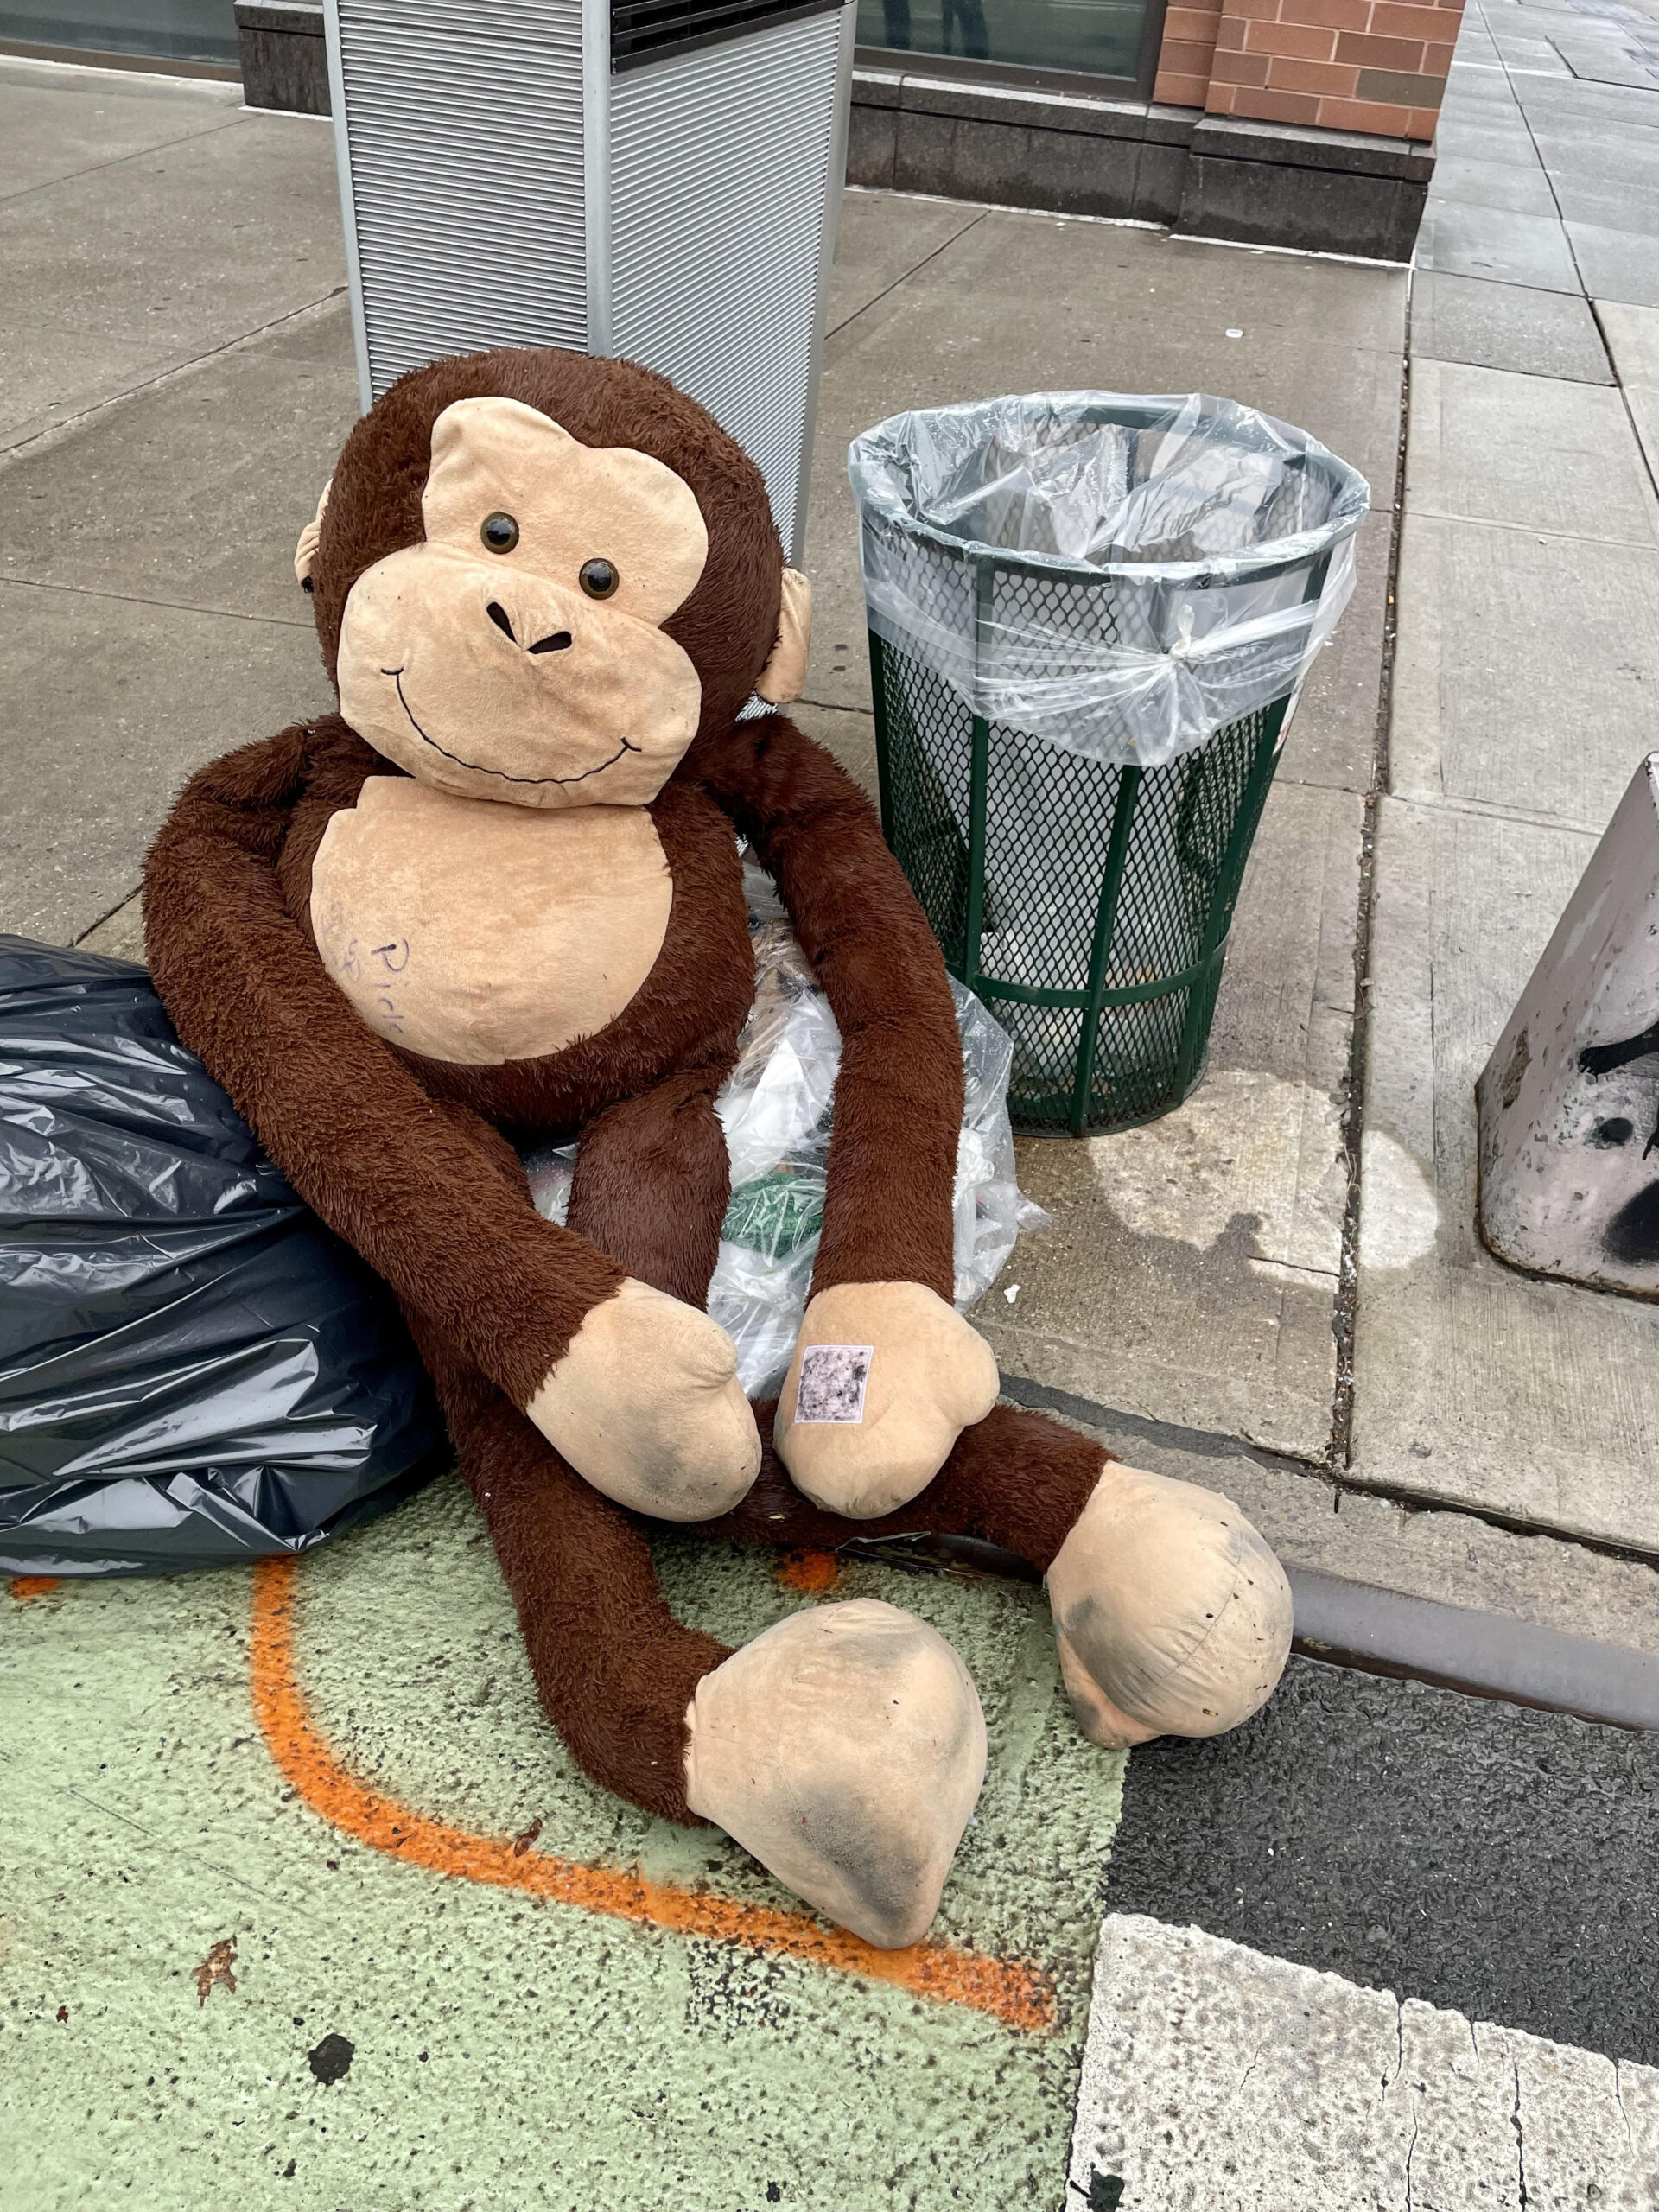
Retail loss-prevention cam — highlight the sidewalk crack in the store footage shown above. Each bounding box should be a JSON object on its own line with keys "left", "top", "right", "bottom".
{"left": 1235, "top": 2038, "right": 1266, "bottom": 2099}
{"left": 1403, "top": 2096, "right": 1421, "bottom": 2211}
{"left": 1614, "top": 2064, "right": 1636, "bottom": 2155}
{"left": 1385, "top": 2003, "right": 1406, "bottom": 2098}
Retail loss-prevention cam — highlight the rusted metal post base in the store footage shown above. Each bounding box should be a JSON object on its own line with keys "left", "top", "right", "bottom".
{"left": 1478, "top": 753, "right": 1659, "bottom": 1296}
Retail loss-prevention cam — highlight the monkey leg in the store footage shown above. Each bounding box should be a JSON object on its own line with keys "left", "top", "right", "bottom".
{"left": 565, "top": 1065, "right": 733, "bottom": 1307}
{"left": 419, "top": 1321, "right": 728, "bottom": 1821}
{"left": 702, "top": 1402, "right": 1295, "bottom": 1751}
{"left": 700, "top": 1402, "right": 1116, "bottom": 1563}
{"left": 409, "top": 1305, "right": 989, "bottom": 1948}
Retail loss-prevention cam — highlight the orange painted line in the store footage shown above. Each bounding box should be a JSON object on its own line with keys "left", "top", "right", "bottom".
{"left": 772, "top": 1548, "right": 841, "bottom": 1596}
{"left": 249, "top": 1555, "right": 1055, "bottom": 2035}
{"left": 9, "top": 1575, "right": 60, "bottom": 1601}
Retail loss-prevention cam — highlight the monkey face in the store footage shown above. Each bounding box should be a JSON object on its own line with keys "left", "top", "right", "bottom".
{"left": 334, "top": 397, "right": 710, "bottom": 808}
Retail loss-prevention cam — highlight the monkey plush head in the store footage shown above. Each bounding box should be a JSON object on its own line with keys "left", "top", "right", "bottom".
{"left": 296, "top": 349, "right": 811, "bottom": 807}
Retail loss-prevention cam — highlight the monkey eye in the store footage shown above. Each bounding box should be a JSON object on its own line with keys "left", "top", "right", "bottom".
{"left": 579, "top": 557, "right": 619, "bottom": 600}
{"left": 480, "top": 512, "right": 519, "bottom": 554}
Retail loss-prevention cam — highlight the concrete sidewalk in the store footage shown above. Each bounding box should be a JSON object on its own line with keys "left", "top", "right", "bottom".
{"left": 6, "top": 31, "right": 1659, "bottom": 2212}
{"left": 1357, "top": 0, "right": 1659, "bottom": 1552}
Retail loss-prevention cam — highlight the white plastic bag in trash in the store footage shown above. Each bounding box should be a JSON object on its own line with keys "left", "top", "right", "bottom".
{"left": 522, "top": 860, "right": 1048, "bottom": 1398}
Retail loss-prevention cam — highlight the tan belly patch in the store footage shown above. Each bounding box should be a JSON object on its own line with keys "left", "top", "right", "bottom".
{"left": 310, "top": 778, "right": 673, "bottom": 1065}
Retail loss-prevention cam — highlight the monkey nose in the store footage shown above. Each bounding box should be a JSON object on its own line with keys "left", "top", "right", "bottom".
{"left": 485, "top": 601, "right": 575, "bottom": 657}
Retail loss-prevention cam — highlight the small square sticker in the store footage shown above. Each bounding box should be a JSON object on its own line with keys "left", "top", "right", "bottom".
{"left": 794, "top": 1343, "right": 874, "bottom": 1424}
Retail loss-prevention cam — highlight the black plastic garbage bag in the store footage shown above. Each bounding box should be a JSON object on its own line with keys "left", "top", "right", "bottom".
{"left": 0, "top": 937, "right": 446, "bottom": 1574}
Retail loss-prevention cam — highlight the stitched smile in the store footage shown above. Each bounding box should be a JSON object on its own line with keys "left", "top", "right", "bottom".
{"left": 382, "top": 668, "right": 641, "bottom": 787}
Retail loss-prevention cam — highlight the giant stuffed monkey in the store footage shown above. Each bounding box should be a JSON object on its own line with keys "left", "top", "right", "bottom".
{"left": 144, "top": 348, "right": 1293, "bottom": 1948}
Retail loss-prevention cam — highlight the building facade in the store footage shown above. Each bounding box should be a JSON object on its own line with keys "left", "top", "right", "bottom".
{"left": 1, "top": 0, "right": 1457, "bottom": 255}
{"left": 848, "top": 0, "right": 1458, "bottom": 257}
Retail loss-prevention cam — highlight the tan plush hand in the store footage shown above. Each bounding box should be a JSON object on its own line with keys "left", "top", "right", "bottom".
{"left": 526, "top": 1278, "right": 761, "bottom": 1522}
{"left": 774, "top": 1281, "right": 1000, "bottom": 1519}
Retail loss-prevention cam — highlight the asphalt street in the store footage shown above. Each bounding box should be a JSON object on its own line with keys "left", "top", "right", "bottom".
{"left": 1105, "top": 1654, "right": 1659, "bottom": 2068}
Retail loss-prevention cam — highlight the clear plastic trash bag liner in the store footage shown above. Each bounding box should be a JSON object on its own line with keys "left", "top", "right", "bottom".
{"left": 524, "top": 862, "right": 1048, "bottom": 1400}
{"left": 849, "top": 391, "right": 1369, "bottom": 770}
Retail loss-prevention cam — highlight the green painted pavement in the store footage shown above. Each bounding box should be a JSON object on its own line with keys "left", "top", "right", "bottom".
{"left": 1, "top": 1473, "right": 1125, "bottom": 2210}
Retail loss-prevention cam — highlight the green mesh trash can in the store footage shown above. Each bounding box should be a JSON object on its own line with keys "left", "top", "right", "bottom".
{"left": 849, "top": 393, "right": 1369, "bottom": 1135}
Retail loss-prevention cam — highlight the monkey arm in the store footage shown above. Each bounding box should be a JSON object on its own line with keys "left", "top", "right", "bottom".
{"left": 687, "top": 711, "right": 962, "bottom": 1302}
{"left": 143, "top": 726, "right": 626, "bottom": 1408}
{"left": 688, "top": 712, "right": 998, "bottom": 1520}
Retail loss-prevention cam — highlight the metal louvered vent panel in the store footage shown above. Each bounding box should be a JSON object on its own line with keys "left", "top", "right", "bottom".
{"left": 607, "top": 6, "right": 848, "bottom": 558}
{"left": 334, "top": 0, "right": 588, "bottom": 396}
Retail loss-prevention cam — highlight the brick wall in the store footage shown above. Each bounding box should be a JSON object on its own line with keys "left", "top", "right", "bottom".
{"left": 1157, "top": 0, "right": 1463, "bottom": 139}
{"left": 1154, "top": 0, "right": 1224, "bottom": 106}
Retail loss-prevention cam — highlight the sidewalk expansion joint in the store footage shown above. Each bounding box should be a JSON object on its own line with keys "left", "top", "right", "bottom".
{"left": 1595, "top": 296, "right": 1659, "bottom": 510}
{"left": 1000, "top": 1371, "right": 1659, "bottom": 1654}
{"left": 794, "top": 695, "right": 873, "bottom": 720}
{"left": 1486, "top": 3, "right": 1593, "bottom": 307}
{"left": 1327, "top": 276, "right": 1411, "bottom": 1481}
{"left": 999, "top": 1372, "right": 1324, "bottom": 1479}
{"left": 1407, "top": 505, "right": 1659, "bottom": 551}
{"left": 824, "top": 201, "right": 991, "bottom": 348}
{"left": 0, "top": 286, "right": 349, "bottom": 467}
{"left": 0, "top": 574, "right": 314, "bottom": 630}
{"left": 0, "top": 108, "right": 250, "bottom": 212}
{"left": 72, "top": 887, "right": 141, "bottom": 948}
{"left": 1382, "top": 788, "right": 1605, "bottom": 837}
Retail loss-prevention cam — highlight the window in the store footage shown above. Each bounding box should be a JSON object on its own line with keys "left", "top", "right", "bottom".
{"left": 855, "top": 0, "right": 1151, "bottom": 86}
{"left": 0, "top": 0, "right": 238, "bottom": 64}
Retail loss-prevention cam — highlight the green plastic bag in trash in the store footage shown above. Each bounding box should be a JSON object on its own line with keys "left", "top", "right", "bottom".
{"left": 721, "top": 1166, "right": 825, "bottom": 1259}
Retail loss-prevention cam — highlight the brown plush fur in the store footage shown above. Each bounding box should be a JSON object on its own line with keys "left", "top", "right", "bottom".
{"left": 143, "top": 345, "right": 1112, "bottom": 1823}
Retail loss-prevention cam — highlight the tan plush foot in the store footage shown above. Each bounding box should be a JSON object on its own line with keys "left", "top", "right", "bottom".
{"left": 1046, "top": 1464, "right": 1294, "bottom": 1748}
{"left": 683, "top": 1599, "right": 987, "bottom": 1948}
{"left": 527, "top": 1277, "right": 760, "bottom": 1522}
{"left": 774, "top": 1281, "right": 1000, "bottom": 1520}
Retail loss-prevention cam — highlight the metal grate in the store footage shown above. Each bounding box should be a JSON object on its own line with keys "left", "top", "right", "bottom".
{"left": 328, "top": 0, "right": 849, "bottom": 558}
{"left": 872, "top": 625, "right": 1288, "bottom": 1136}
{"left": 607, "top": 3, "right": 849, "bottom": 560}
{"left": 611, "top": 0, "right": 843, "bottom": 68}
{"left": 331, "top": 0, "right": 588, "bottom": 397}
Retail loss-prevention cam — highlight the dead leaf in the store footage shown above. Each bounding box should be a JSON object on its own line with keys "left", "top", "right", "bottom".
{"left": 511, "top": 1818, "right": 543, "bottom": 1857}
{"left": 194, "top": 1937, "right": 238, "bottom": 2005}
{"left": 55, "top": 2005, "right": 67, "bottom": 2024}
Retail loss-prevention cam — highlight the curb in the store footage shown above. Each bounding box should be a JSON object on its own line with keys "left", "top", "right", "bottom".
{"left": 1288, "top": 1565, "right": 1659, "bottom": 1732}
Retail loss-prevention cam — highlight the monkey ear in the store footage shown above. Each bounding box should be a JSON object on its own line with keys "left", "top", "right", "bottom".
{"left": 294, "top": 479, "right": 333, "bottom": 594}
{"left": 754, "top": 567, "right": 812, "bottom": 705}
